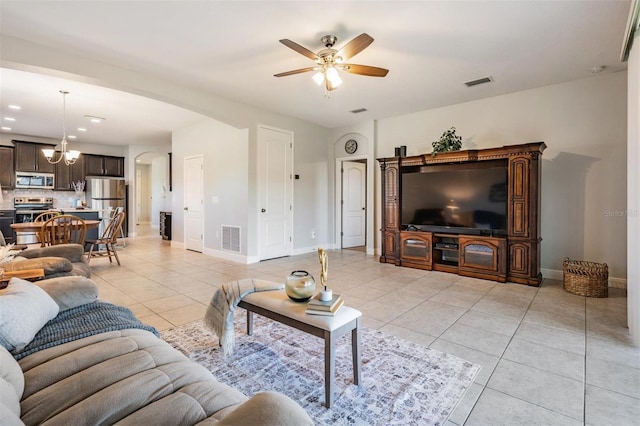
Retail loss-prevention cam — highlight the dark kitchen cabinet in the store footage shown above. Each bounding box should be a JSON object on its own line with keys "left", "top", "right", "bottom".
{"left": 13, "top": 140, "right": 56, "bottom": 174}
{"left": 0, "top": 210, "right": 16, "bottom": 244}
{"left": 84, "top": 154, "right": 125, "bottom": 177}
{"left": 55, "top": 154, "right": 85, "bottom": 191}
{"left": 0, "top": 146, "right": 15, "bottom": 189}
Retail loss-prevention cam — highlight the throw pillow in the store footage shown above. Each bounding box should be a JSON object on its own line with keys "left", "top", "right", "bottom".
{"left": 0, "top": 345, "right": 24, "bottom": 419}
{"left": 35, "top": 276, "right": 99, "bottom": 311}
{"left": 0, "top": 278, "right": 59, "bottom": 352}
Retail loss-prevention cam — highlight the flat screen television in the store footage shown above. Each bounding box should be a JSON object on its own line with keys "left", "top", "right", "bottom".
{"left": 401, "top": 160, "right": 508, "bottom": 235}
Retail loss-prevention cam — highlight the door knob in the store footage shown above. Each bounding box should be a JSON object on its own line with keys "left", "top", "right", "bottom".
{"left": 184, "top": 207, "right": 188, "bottom": 211}
{"left": 261, "top": 209, "right": 266, "bottom": 213}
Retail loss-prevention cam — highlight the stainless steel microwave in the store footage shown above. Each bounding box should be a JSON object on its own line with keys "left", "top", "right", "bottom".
{"left": 15, "top": 172, "right": 55, "bottom": 189}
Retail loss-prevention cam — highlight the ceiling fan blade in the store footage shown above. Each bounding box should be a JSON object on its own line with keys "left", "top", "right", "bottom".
{"left": 342, "top": 64, "right": 389, "bottom": 77}
{"left": 274, "top": 67, "right": 316, "bottom": 77}
{"left": 279, "top": 39, "right": 318, "bottom": 60}
{"left": 336, "top": 33, "right": 374, "bottom": 61}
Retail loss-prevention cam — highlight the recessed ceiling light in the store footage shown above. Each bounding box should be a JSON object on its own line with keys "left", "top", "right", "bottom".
{"left": 8, "top": 105, "right": 21, "bottom": 110}
{"left": 1, "top": 126, "right": 11, "bottom": 131}
{"left": 4, "top": 117, "right": 16, "bottom": 121}
{"left": 77, "top": 127, "right": 87, "bottom": 132}
{"left": 68, "top": 135, "right": 77, "bottom": 139}
{"left": 84, "top": 115, "right": 105, "bottom": 123}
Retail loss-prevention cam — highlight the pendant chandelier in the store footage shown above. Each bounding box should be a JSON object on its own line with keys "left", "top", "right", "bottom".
{"left": 42, "top": 90, "right": 81, "bottom": 166}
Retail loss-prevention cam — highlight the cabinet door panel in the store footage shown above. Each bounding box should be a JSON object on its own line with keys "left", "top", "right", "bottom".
{"left": 384, "top": 166, "right": 399, "bottom": 229}
{"left": 0, "top": 147, "right": 14, "bottom": 188}
{"left": 400, "top": 231, "right": 432, "bottom": 268}
{"left": 84, "top": 154, "right": 104, "bottom": 176}
{"left": 71, "top": 155, "right": 86, "bottom": 183}
{"left": 36, "top": 146, "right": 55, "bottom": 173}
{"left": 459, "top": 237, "right": 506, "bottom": 274}
{"left": 383, "top": 231, "right": 397, "bottom": 258}
{"left": 508, "top": 242, "right": 530, "bottom": 275}
{"left": 509, "top": 156, "right": 530, "bottom": 237}
{"left": 104, "top": 156, "right": 124, "bottom": 177}
{"left": 55, "top": 160, "right": 72, "bottom": 190}
{"left": 15, "top": 142, "right": 37, "bottom": 172}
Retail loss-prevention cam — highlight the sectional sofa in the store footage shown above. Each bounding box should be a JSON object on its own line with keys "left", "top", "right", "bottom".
{"left": 0, "top": 245, "right": 313, "bottom": 425}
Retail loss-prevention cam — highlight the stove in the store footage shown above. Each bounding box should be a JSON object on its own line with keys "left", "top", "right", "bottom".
{"left": 13, "top": 197, "right": 56, "bottom": 244}
{"left": 14, "top": 196, "right": 55, "bottom": 214}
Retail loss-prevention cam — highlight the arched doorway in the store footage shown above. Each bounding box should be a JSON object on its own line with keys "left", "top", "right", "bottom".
{"left": 134, "top": 152, "right": 169, "bottom": 237}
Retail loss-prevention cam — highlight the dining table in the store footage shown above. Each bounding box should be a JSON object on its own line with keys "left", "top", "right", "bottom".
{"left": 10, "top": 219, "right": 102, "bottom": 233}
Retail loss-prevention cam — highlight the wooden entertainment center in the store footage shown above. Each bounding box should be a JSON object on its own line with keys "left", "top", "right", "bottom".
{"left": 378, "top": 142, "right": 546, "bottom": 286}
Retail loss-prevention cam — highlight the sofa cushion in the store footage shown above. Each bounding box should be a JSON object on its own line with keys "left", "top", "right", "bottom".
{"left": 3, "top": 257, "right": 73, "bottom": 276}
{"left": 34, "top": 276, "right": 99, "bottom": 311}
{"left": 19, "top": 244, "right": 85, "bottom": 263}
{"left": 0, "top": 278, "right": 59, "bottom": 352}
{"left": 0, "top": 345, "right": 24, "bottom": 420}
{"left": 19, "top": 329, "right": 249, "bottom": 425}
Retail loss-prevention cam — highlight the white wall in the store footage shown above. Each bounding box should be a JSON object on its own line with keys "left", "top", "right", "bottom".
{"left": 373, "top": 72, "right": 628, "bottom": 281}
{"left": 150, "top": 155, "right": 169, "bottom": 227}
{"left": 172, "top": 117, "right": 249, "bottom": 255}
{"left": 627, "top": 31, "right": 639, "bottom": 345}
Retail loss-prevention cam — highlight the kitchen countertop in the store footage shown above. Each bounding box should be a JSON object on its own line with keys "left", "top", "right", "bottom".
{"left": 60, "top": 208, "right": 101, "bottom": 213}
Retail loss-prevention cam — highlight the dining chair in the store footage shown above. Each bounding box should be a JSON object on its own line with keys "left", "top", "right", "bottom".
{"left": 111, "top": 206, "right": 126, "bottom": 247}
{"left": 34, "top": 211, "right": 61, "bottom": 247}
{"left": 39, "top": 214, "right": 87, "bottom": 246}
{"left": 86, "top": 210, "right": 125, "bottom": 265}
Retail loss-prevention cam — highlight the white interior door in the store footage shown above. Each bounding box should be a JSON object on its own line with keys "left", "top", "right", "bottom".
{"left": 258, "top": 126, "right": 293, "bottom": 260}
{"left": 342, "top": 161, "right": 366, "bottom": 247}
{"left": 184, "top": 155, "right": 203, "bottom": 252}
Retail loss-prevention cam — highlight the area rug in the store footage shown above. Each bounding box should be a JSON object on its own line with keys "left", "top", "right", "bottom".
{"left": 162, "top": 314, "right": 480, "bottom": 426}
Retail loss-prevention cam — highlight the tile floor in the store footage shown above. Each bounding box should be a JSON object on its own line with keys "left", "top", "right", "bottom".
{"left": 91, "top": 227, "right": 640, "bottom": 425}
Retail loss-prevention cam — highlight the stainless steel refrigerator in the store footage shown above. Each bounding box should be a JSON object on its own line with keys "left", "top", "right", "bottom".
{"left": 86, "top": 177, "right": 126, "bottom": 235}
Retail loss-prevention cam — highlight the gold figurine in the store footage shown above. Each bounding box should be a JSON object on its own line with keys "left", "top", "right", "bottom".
{"left": 318, "top": 248, "right": 328, "bottom": 289}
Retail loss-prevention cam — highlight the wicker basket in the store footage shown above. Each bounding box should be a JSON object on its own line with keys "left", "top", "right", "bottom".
{"left": 562, "top": 258, "right": 608, "bottom": 297}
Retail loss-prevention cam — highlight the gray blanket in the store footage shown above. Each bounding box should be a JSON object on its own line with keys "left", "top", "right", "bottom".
{"left": 13, "top": 301, "right": 158, "bottom": 360}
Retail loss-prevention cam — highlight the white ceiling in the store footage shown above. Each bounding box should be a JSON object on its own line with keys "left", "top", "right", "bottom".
{"left": 0, "top": 0, "right": 633, "bottom": 148}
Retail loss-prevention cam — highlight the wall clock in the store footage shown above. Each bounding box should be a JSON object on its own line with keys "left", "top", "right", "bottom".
{"left": 345, "top": 139, "right": 358, "bottom": 154}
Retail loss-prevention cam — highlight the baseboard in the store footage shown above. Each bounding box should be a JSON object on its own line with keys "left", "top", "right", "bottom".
{"left": 541, "top": 268, "right": 627, "bottom": 289}
{"left": 203, "top": 247, "right": 249, "bottom": 263}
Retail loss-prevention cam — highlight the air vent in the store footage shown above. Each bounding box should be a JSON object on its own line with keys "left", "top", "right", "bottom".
{"left": 222, "top": 225, "right": 241, "bottom": 253}
{"left": 350, "top": 108, "right": 368, "bottom": 114}
{"left": 464, "top": 76, "right": 493, "bottom": 87}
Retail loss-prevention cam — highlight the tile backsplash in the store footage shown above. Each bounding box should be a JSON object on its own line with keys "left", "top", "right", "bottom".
{"left": 0, "top": 188, "right": 85, "bottom": 209}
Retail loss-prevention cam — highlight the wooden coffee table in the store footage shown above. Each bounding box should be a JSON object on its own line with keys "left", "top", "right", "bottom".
{"left": 0, "top": 268, "right": 45, "bottom": 289}
{"left": 239, "top": 289, "right": 362, "bottom": 408}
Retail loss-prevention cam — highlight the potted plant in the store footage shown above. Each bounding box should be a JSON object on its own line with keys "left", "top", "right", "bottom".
{"left": 431, "top": 127, "right": 463, "bottom": 156}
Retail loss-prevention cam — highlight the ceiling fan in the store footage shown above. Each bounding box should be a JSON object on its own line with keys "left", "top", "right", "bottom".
{"left": 274, "top": 33, "right": 389, "bottom": 92}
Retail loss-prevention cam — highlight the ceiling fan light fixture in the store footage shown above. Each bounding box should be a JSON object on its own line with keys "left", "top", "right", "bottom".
{"left": 312, "top": 71, "right": 325, "bottom": 85}
{"left": 326, "top": 67, "right": 342, "bottom": 87}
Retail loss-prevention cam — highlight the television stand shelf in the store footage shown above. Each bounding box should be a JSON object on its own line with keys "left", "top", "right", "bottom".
{"left": 400, "top": 231, "right": 507, "bottom": 282}
{"left": 379, "top": 142, "right": 545, "bottom": 286}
